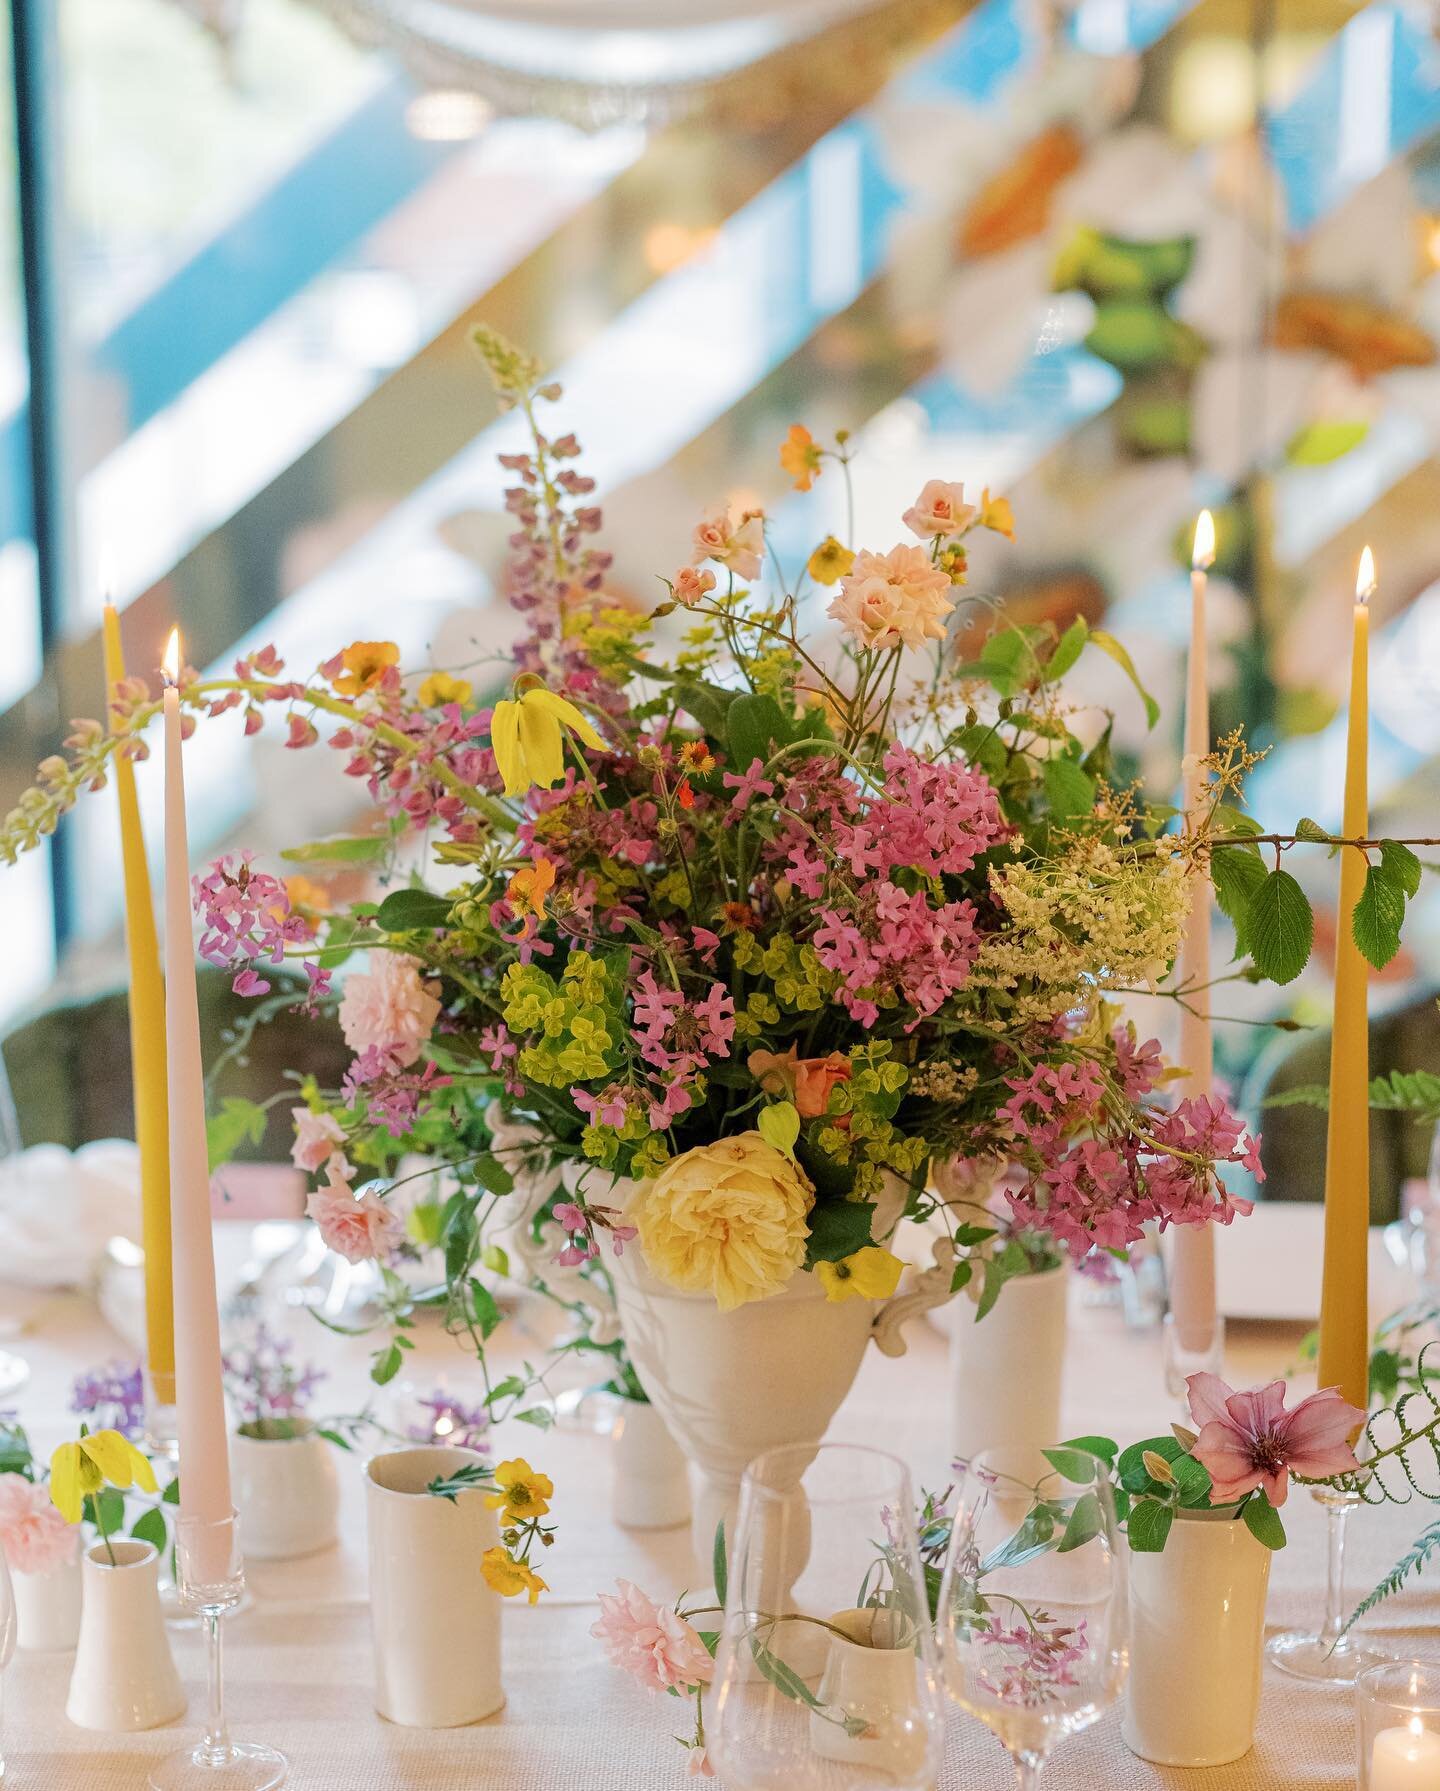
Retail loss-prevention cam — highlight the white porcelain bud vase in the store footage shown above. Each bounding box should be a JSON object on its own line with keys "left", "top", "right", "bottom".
{"left": 366, "top": 1445, "right": 504, "bottom": 1727}
{"left": 809, "top": 1607, "right": 931, "bottom": 1779}
{"left": 1122, "top": 1509, "right": 1271, "bottom": 1766}
{"left": 611, "top": 1400, "right": 690, "bottom": 1532}
{"left": 947, "top": 1264, "right": 1068, "bottom": 1464}
{"left": 13, "top": 1552, "right": 82, "bottom": 1651}
{"left": 66, "top": 1539, "right": 186, "bottom": 1732}
{"left": 232, "top": 1421, "right": 340, "bottom": 1560}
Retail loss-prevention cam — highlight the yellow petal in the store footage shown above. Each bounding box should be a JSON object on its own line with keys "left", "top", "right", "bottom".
{"left": 48, "top": 1443, "right": 87, "bottom": 1523}
{"left": 80, "top": 1429, "right": 156, "bottom": 1495}
{"left": 490, "top": 700, "right": 525, "bottom": 797}
{"left": 517, "top": 700, "right": 565, "bottom": 790}
{"left": 523, "top": 688, "right": 605, "bottom": 753}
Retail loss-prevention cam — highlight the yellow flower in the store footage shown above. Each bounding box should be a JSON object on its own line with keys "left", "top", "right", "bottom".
{"left": 484, "top": 1458, "right": 553, "bottom": 1521}
{"left": 481, "top": 1544, "right": 549, "bottom": 1604}
{"left": 506, "top": 857, "right": 556, "bottom": 919}
{"left": 49, "top": 1430, "right": 157, "bottom": 1525}
{"left": 779, "top": 423, "right": 823, "bottom": 491}
{"left": 332, "top": 640, "right": 400, "bottom": 696}
{"left": 418, "top": 670, "right": 474, "bottom": 708}
{"left": 979, "top": 488, "right": 1016, "bottom": 541}
{"left": 807, "top": 536, "right": 855, "bottom": 585}
{"left": 815, "top": 1246, "right": 905, "bottom": 1303}
{"left": 630, "top": 1133, "right": 814, "bottom": 1312}
{"left": 490, "top": 689, "right": 605, "bottom": 798}
{"left": 284, "top": 873, "right": 331, "bottom": 914}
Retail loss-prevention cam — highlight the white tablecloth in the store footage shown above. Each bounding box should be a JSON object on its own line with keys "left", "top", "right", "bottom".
{"left": 4, "top": 1260, "right": 1435, "bottom": 1789}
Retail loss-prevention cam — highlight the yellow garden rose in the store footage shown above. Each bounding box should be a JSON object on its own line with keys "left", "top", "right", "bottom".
{"left": 630, "top": 1132, "right": 814, "bottom": 1312}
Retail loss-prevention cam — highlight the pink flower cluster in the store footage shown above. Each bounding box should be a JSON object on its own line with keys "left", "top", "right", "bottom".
{"left": 628, "top": 970, "right": 736, "bottom": 1125}
{"left": 813, "top": 884, "right": 982, "bottom": 1028}
{"left": 551, "top": 1197, "right": 638, "bottom": 1266}
{"left": 833, "top": 745, "right": 1007, "bottom": 880}
{"left": 193, "top": 854, "right": 328, "bottom": 1002}
{"left": 976, "top": 1613, "right": 1089, "bottom": 1707}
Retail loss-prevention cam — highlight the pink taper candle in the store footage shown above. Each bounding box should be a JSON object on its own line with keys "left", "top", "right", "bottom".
{"left": 1170, "top": 511, "right": 1218, "bottom": 1355}
{"left": 162, "top": 627, "right": 233, "bottom": 1581}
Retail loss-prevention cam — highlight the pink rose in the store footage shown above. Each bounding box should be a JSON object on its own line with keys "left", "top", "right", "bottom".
{"left": 0, "top": 1472, "right": 77, "bottom": 1575}
{"left": 337, "top": 952, "right": 441, "bottom": 1070}
{"left": 672, "top": 567, "right": 717, "bottom": 607}
{"left": 827, "top": 544, "right": 955, "bottom": 651}
{"left": 902, "top": 478, "right": 976, "bottom": 540}
{"left": 290, "top": 1107, "right": 347, "bottom": 1174}
{"left": 591, "top": 1579, "right": 715, "bottom": 1696}
{"left": 306, "top": 1169, "right": 404, "bottom": 1264}
{"left": 690, "top": 504, "right": 765, "bottom": 582}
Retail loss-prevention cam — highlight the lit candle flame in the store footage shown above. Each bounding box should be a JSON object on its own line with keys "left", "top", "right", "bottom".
{"left": 161, "top": 627, "right": 182, "bottom": 686}
{"left": 1356, "top": 545, "right": 1377, "bottom": 605}
{"left": 1192, "top": 509, "right": 1216, "bottom": 572}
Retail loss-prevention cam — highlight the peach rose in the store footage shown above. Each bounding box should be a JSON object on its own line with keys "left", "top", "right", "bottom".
{"left": 672, "top": 567, "right": 717, "bottom": 607}
{"left": 690, "top": 504, "right": 764, "bottom": 582}
{"left": 902, "top": 479, "right": 976, "bottom": 540}
{"left": 290, "top": 1107, "right": 347, "bottom": 1175}
{"left": 827, "top": 545, "right": 955, "bottom": 651}
{"left": 338, "top": 952, "right": 441, "bottom": 1069}
{"left": 306, "top": 1169, "right": 403, "bottom": 1264}
{"left": 748, "top": 1045, "right": 851, "bottom": 1120}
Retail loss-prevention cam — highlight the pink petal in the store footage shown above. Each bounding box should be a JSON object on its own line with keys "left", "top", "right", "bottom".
{"left": 1259, "top": 1467, "right": 1289, "bottom": 1507}
{"left": 1278, "top": 1388, "right": 1365, "bottom": 1478}
{"left": 1186, "top": 1372, "right": 1236, "bottom": 1430}
{"left": 1222, "top": 1380, "right": 1288, "bottom": 1439}
{"left": 1191, "top": 1420, "right": 1264, "bottom": 1504}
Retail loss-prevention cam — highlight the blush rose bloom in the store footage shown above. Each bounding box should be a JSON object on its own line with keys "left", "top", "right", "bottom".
{"left": 290, "top": 1107, "right": 348, "bottom": 1174}
{"left": 337, "top": 952, "right": 441, "bottom": 1069}
{"left": 1186, "top": 1373, "right": 1364, "bottom": 1507}
{"left": 747, "top": 1045, "right": 851, "bottom": 1121}
{"left": 629, "top": 1133, "right": 814, "bottom": 1311}
{"left": 306, "top": 1167, "right": 404, "bottom": 1264}
{"left": 690, "top": 503, "right": 765, "bottom": 582}
{"left": 672, "top": 567, "right": 716, "bottom": 607}
{"left": 902, "top": 478, "right": 976, "bottom": 540}
{"left": 591, "top": 1579, "right": 715, "bottom": 1695}
{"left": 827, "top": 545, "right": 955, "bottom": 651}
{"left": 0, "top": 1472, "right": 77, "bottom": 1574}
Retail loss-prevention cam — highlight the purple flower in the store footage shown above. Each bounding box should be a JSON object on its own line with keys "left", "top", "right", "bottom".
{"left": 410, "top": 1390, "right": 490, "bottom": 1453}
{"left": 222, "top": 1323, "right": 326, "bottom": 1427}
{"left": 71, "top": 1360, "right": 146, "bottom": 1439}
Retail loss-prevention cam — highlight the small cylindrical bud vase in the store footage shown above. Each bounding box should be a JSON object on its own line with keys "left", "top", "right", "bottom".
{"left": 1122, "top": 1509, "right": 1270, "bottom": 1766}
{"left": 66, "top": 1540, "right": 186, "bottom": 1732}
{"left": 366, "top": 1445, "right": 504, "bottom": 1727}
{"left": 13, "top": 1552, "right": 82, "bottom": 1651}
{"left": 612, "top": 1400, "right": 690, "bottom": 1532}
{"left": 948, "top": 1264, "right": 1068, "bottom": 1464}
{"left": 232, "top": 1421, "right": 340, "bottom": 1560}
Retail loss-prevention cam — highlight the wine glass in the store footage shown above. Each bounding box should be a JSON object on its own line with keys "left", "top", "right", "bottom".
{"left": 0, "top": 1540, "right": 15, "bottom": 1781}
{"left": 709, "top": 1442, "right": 944, "bottom": 1791}
{"left": 937, "top": 1447, "right": 1128, "bottom": 1790}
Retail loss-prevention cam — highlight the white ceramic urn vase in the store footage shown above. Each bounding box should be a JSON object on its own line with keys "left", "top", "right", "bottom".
{"left": 232, "top": 1421, "right": 341, "bottom": 1560}
{"left": 65, "top": 1540, "right": 186, "bottom": 1732}
{"left": 611, "top": 1399, "right": 690, "bottom": 1532}
{"left": 13, "top": 1552, "right": 81, "bottom": 1651}
{"left": 366, "top": 1444, "right": 504, "bottom": 1727}
{"left": 1122, "top": 1509, "right": 1271, "bottom": 1766}
{"left": 946, "top": 1264, "right": 1068, "bottom": 1464}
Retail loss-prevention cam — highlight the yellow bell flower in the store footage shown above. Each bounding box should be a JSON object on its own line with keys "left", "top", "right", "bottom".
{"left": 979, "top": 488, "right": 1016, "bottom": 541}
{"left": 490, "top": 689, "right": 605, "bottom": 798}
{"left": 418, "top": 670, "right": 474, "bottom": 708}
{"left": 484, "top": 1457, "right": 554, "bottom": 1521}
{"left": 480, "top": 1544, "right": 549, "bottom": 1604}
{"left": 815, "top": 1246, "right": 905, "bottom": 1304}
{"left": 49, "top": 1430, "right": 158, "bottom": 1524}
{"left": 807, "top": 536, "right": 856, "bottom": 586}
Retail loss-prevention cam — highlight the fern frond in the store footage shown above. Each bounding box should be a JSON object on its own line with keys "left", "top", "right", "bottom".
{"left": 1342, "top": 1519, "right": 1440, "bottom": 1639}
{"left": 1263, "top": 1070, "right": 1440, "bottom": 1123}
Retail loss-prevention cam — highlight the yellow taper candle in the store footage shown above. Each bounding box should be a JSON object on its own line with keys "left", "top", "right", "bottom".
{"left": 101, "top": 602, "right": 175, "bottom": 1408}
{"left": 1316, "top": 547, "right": 1374, "bottom": 1412}
{"left": 1170, "top": 511, "right": 1218, "bottom": 1355}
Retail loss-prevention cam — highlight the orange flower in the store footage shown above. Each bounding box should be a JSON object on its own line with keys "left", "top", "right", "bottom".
{"left": 333, "top": 640, "right": 400, "bottom": 696}
{"left": 676, "top": 780, "right": 696, "bottom": 811}
{"left": 506, "top": 857, "right": 556, "bottom": 918}
{"left": 721, "top": 902, "right": 760, "bottom": 932}
{"left": 779, "top": 424, "right": 823, "bottom": 492}
{"left": 979, "top": 488, "right": 1016, "bottom": 541}
{"left": 680, "top": 740, "right": 716, "bottom": 775}
{"left": 284, "top": 874, "right": 332, "bottom": 914}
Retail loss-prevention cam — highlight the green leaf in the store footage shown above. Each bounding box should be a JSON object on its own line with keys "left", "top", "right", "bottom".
{"left": 371, "top": 1341, "right": 404, "bottom": 1386}
{"left": 1352, "top": 864, "right": 1406, "bottom": 971}
{"left": 805, "top": 1199, "right": 876, "bottom": 1265}
{"left": 469, "top": 1279, "right": 503, "bottom": 1341}
{"left": 973, "top": 1256, "right": 1015, "bottom": 1321}
{"left": 484, "top": 1375, "right": 526, "bottom": 1407}
{"left": 471, "top": 1155, "right": 515, "bottom": 1196}
{"left": 281, "top": 835, "right": 391, "bottom": 865}
{"left": 375, "top": 887, "right": 453, "bottom": 933}
{"left": 1041, "top": 1446, "right": 1103, "bottom": 1485}
{"left": 1295, "top": 816, "right": 1334, "bottom": 844}
{"left": 1042, "top": 755, "right": 1096, "bottom": 822}
{"left": 727, "top": 694, "right": 790, "bottom": 774}
{"left": 94, "top": 1487, "right": 125, "bottom": 1536}
{"left": 1241, "top": 1494, "right": 1287, "bottom": 1550}
{"left": 713, "top": 1522, "right": 728, "bottom": 1605}
{"left": 1126, "top": 1498, "right": 1175, "bottom": 1552}
{"left": 161, "top": 1477, "right": 181, "bottom": 1505}
{"left": 130, "top": 1507, "right": 168, "bottom": 1552}
{"left": 951, "top": 1224, "right": 997, "bottom": 1249}
{"left": 1045, "top": 617, "right": 1088, "bottom": 683}
{"left": 1245, "top": 869, "right": 1313, "bottom": 985}
{"left": 948, "top": 1260, "right": 973, "bottom": 1295}
{"left": 674, "top": 679, "right": 740, "bottom": 739}
{"left": 514, "top": 1407, "right": 554, "bottom": 1429}
{"left": 1168, "top": 1452, "right": 1213, "bottom": 1508}
{"left": 757, "top": 1101, "right": 800, "bottom": 1161}
{"left": 1058, "top": 1434, "right": 1118, "bottom": 1463}
{"left": 1089, "top": 629, "right": 1160, "bottom": 728}
{"left": 206, "top": 1095, "right": 269, "bottom": 1172}
{"left": 1057, "top": 1490, "right": 1103, "bottom": 1553}
{"left": 1209, "top": 846, "right": 1268, "bottom": 955}
{"left": 1380, "top": 839, "right": 1423, "bottom": 899}
{"left": 480, "top": 1243, "right": 510, "bottom": 1276}
{"left": 1285, "top": 420, "right": 1369, "bottom": 465}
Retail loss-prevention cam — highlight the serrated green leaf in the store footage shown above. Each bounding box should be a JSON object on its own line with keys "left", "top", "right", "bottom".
{"left": 1245, "top": 869, "right": 1313, "bottom": 984}
{"left": 1126, "top": 1498, "right": 1174, "bottom": 1552}
{"left": 1353, "top": 863, "right": 1405, "bottom": 970}
{"left": 1042, "top": 755, "right": 1096, "bottom": 822}
{"left": 1295, "top": 817, "right": 1333, "bottom": 844}
{"left": 1089, "top": 629, "right": 1160, "bottom": 728}
{"left": 1379, "top": 839, "right": 1422, "bottom": 899}
{"left": 206, "top": 1095, "right": 268, "bottom": 1172}
{"left": 1241, "top": 1494, "right": 1287, "bottom": 1550}
{"left": 757, "top": 1101, "right": 800, "bottom": 1161}
{"left": 1210, "top": 846, "right": 1268, "bottom": 956}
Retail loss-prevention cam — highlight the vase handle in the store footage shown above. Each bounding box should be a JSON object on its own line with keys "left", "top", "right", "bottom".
{"left": 870, "top": 1235, "right": 958, "bottom": 1358}
{"left": 487, "top": 1109, "right": 622, "bottom": 1344}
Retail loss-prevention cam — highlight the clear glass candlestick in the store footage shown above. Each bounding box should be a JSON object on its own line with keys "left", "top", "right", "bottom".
{"left": 1358, "top": 1660, "right": 1440, "bottom": 1789}
{"left": 1265, "top": 1486, "right": 1390, "bottom": 1684}
{"left": 147, "top": 1514, "right": 286, "bottom": 1791}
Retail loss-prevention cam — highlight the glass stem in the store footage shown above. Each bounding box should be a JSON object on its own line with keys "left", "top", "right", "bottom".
{"left": 198, "top": 1608, "right": 230, "bottom": 1767}
{"left": 1013, "top": 1750, "right": 1045, "bottom": 1791}
{"left": 1319, "top": 1496, "right": 1351, "bottom": 1651}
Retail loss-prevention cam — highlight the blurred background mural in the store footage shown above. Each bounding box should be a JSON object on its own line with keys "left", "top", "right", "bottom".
{"left": 3, "top": 0, "right": 1440, "bottom": 1203}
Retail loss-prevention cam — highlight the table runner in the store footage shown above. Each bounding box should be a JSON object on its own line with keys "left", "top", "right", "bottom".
{"left": 6, "top": 1279, "right": 1434, "bottom": 1788}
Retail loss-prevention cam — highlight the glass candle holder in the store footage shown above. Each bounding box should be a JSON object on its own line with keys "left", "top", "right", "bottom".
{"left": 1357, "top": 1660, "right": 1440, "bottom": 1791}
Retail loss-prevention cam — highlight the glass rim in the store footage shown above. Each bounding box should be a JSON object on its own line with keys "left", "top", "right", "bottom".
{"left": 1356, "top": 1657, "right": 1440, "bottom": 1706}
{"left": 741, "top": 1440, "right": 912, "bottom": 1505}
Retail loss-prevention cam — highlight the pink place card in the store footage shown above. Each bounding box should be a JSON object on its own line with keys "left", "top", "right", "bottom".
{"left": 209, "top": 1162, "right": 307, "bottom": 1222}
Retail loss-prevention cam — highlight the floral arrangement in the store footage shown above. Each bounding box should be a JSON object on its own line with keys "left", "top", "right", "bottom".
{"left": 222, "top": 1323, "right": 326, "bottom": 1439}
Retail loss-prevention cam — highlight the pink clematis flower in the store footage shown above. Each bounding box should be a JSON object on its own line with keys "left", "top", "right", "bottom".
{"left": 1186, "top": 1373, "right": 1365, "bottom": 1507}
{"left": 591, "top": 1579, "right": 714, "bottom": 1695}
